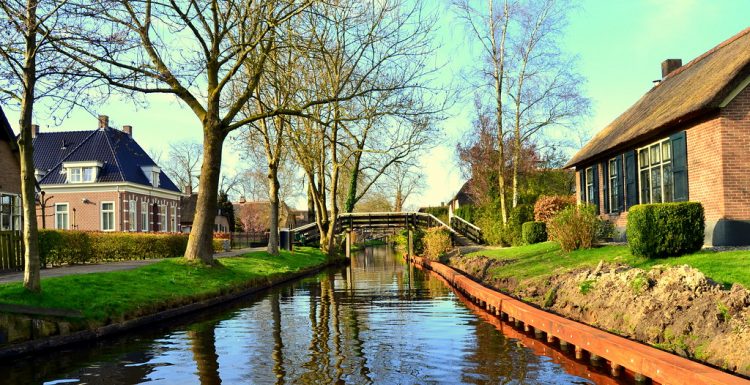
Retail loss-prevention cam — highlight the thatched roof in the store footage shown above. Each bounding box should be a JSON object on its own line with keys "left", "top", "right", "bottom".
{"left": 566, "top": 27, "right": 750, "bottom": 168}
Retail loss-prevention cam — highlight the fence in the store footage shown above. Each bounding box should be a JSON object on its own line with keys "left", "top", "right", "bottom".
{"left": 0, "top": 230, "right": 23, "bottom": 271}
{"left": 229, "top": 232, "right": 269, "bottom": 249}
{"left": 450, "top": 215, "right": 484, "bottom": 245}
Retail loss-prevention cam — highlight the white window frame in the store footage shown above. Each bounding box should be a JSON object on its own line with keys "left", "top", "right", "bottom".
{"left": 101, "top": 201, "right": 115, "bottom": 231}
{"left": 128, "top": 200, "right": 137, "bottom": 231}
{"left": 68, "top": 168, "right": 82, "bottom": 183}
{"left": 584, "top": 166, "right": 594, "bottom": 204}
{"left": 152, "top": 171, "right": 160, "bottom": 187}
{"left": 54, "top": 203, "right": 69, "bottom": 230}
{"left": 159, "top": 204, "right": 167, "bottom": 232}
{"left": 82, "top": 167, "right": 96, "bottom": 182}
{"left": 637, "top": 138, "right": 673, "bottom": 204}
{"left": 608, "top": 157, "right": 620, "bottom": 213}
{"left": 171, "top": 205, "right": 177, "bottom": 233}
{"left": 141, "top": 201, "right": 148, "bottom": 232}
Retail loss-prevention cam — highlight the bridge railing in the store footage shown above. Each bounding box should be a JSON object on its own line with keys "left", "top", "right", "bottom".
{"left": 450, "top": 215, "right": 484, "bottom": 245}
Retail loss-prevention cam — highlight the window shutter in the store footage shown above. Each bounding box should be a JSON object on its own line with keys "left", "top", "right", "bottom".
{"left": 671, "top": 131, "right": 688, "bottom": 202}
{"left": 616, "top": 155, "right": 625, "bottom": 212}
{"left": 625, "top": 150, "right": 638, "bottom": 209}
{"left": 602, "top": 161, "right": 609, "bottom": 213}
{"left": 592, "top": 163, "right": 600, "bottom": 212}
{"left": 579, "top": 169, "right": 586, "bottom": 203}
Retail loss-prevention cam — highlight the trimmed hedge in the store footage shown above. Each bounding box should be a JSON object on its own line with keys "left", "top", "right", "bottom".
{"left": 39, "top": 230, "right": 225, "bottom": 266}
{"left": 522, "top": 221, "right": 547, "bottom": 244}
{"left": 626, "top": 202, "right": 705, "bottom": 258}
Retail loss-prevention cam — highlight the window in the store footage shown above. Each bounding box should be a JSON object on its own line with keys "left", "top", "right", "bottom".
{"left": 0, "top": 194, "right": 20, "bottom": 231}
{"left": 608, "top": 158, "right": 621, "bottom": 213}
{"left": 159, "top": 204, "right": 167, "bottom": 232}
{"left": 141, "top": 201, "right": 148, "bottom": 232}
{"left": 128, "top": 200, "right": 137, "bottom": 231}
{"left": 82, "top": 167, "right": 96, "bottom": 182}
{"left": 101, "top": 202, "right": 115, "bottom": 231}
{"left": 68, "top": 168, "right": 82, "bottom": 183}
{"left": 171, "top": 205, "right": 177, "bottom": 233}
{"left": 638, "top": 139, "right": 673, "bottom": 204}
{"left": 55, "top": 203, "right": 69, "bottom": 230}
{"left": 585, "top": 166, "right": 595, "bottom": 203}
{"left": 152, "top": 171, "right": 160, "bottom": 187}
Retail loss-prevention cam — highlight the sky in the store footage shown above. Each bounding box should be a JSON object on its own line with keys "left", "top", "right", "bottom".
{"left": 5, "top": 0, "right": 750, "bottom": 210}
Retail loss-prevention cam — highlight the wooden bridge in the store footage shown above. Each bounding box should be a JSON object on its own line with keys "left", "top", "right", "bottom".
{"left": 291, "top": 212, "right": 484, "bottom": 258}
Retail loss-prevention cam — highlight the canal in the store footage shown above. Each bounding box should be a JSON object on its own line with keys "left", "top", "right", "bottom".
{"left": 2, "top": 246, "right": 616, "bottom": 384}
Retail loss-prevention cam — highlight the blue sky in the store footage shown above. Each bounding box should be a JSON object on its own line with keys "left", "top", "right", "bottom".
{"left": 6, "top": 0, "right": 750, "bottom": 209}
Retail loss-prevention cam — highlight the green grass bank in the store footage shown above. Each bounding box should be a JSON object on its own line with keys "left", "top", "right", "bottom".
{"left": 0, "top": 247, "right": 330, "bottom": 323}
{"left": 465, "top": 242, "right": 749, "bottom": 288}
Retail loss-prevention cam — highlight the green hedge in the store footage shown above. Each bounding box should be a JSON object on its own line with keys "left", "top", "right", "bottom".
{"left": 420, "top": 206, "right": 449, "bottom": 224}
{"left": 522, "top": 221, "right": 547, "bottom": 244}
{"left": 454, "top": 205, "right": 476, "bottom": 223}
{"left": 39, "top": 230, "right": 224, "bottom": 266}
{"left": 626, "top": 202, "right": 705, "bottom": 258}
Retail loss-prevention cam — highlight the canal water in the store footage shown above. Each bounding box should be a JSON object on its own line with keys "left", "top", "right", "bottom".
{"left": 2, "top": 246, "right": 611, "bottom": 384}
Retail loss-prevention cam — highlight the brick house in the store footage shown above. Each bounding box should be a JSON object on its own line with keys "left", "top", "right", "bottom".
{"left": 566, "top": 28, "right": 750, "bottom": 246}
{"left": 33, "top": 115, "right": 183, "bottom": 232}
{"left": 0, "top": 105, "right": 21, "bottom": 232}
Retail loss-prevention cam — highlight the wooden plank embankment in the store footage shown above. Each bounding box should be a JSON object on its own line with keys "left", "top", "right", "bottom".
{"left": 411, "top": 256, "right": 750, "bottom": 385}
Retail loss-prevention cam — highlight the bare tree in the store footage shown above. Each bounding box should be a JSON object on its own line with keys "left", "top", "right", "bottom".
{"left": 454, "top": 0, "right": 513, "bottom": 224}
{"left": 382, "top": 161, "right": 425, "bottom": 212}
{"left": 506, "top": 0, "right": 589, "bottom": 207}
{"left": 0, "top": 0, "right": 84, "bottom": 292}
{"left": 161, "top": 141, "right": 203, "bottom": 193}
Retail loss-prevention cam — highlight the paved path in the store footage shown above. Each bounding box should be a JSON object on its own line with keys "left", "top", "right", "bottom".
{"left": 0, "top": 247, "right": 265, "bottom": 284}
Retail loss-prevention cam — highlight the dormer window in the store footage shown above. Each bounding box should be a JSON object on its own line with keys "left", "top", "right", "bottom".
{"left": 63, "top": 161, "right": 102, "bottom": 184}
{"left": 141, "top": 165, "right": 162, "bottom": 188}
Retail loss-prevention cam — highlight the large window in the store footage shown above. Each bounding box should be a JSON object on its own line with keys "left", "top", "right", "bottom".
{"left": 101, "top": 202, "right": 115, "bottom": 231}
{"left": 171, "top": 205, "right": 177, "bottom": 233}
{"left": 55, "top": 203, "right": 69, "bottom": 230}
{"left": 128, "top": 200, "right": 137, "bottom": 231}
{"left": 141, "top": 201, "right": 148, "bottom": 232}
{"left": 608, "top": 157, "right": 621, "bottom": 213}
{"left": 159, "top": 204, "right": 167, "bottom": 232}
{"left": 67, "top": 166, "right": 97, "bottom": 183}
{"left": 585, "top": 166, "right": 595, "bottom": 203}
{"left": 638, "top": 139, "right": 673, "bottom": 204}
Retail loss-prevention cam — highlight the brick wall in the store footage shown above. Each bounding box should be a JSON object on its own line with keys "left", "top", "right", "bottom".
{"left": 38, "top": 189, "right": 181, "bottom": 232}
{"left": 719, "top": 83, "right": 750, "bottom": 220}
{"left": 0, "top": 141, "right": 21, "bottom": 195}
{"left": 686, "top": 117, "right": 724, "bottom": 222}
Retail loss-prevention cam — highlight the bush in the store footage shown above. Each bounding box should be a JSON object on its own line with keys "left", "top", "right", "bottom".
{"left": 547, "top": 204, "right": 600, "bottom": 252}
{"left": 420, "top": 206, "right": 449, "bottom": 224}
{"left": 422, "top": 227, "right": 453, "bottom": 261}
{"left": 534, "top": 195, "right": 576, "bottom": 223}
{"left": 454, "top": 205, "right": 476, "bottom": 223}
{"left": 393, "top": 228, "right": 425, "bottom": 255}
{"left": 38, "top": 230, "right": 226, "bottom": 266}
{"left": 626, "top": 202, "right": 705, "bottom": 258}
{"left": 522, "top": 221, "right": 547, "bottom": 244}
{"left": 501, "top": 204, "right": 534, "bottom": 246}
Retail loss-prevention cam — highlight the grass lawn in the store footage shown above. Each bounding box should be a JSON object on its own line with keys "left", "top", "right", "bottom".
{"left": 466, "top": 242, "right": 750, "bottom": 288}
{"left": 0, "top": 247, "right": 329, "bottom": 322}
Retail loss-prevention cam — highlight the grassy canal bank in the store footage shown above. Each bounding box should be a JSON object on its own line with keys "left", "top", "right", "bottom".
{"left": 451, "top": 242, "right": 750, "bottom": 376}
{"left": 0, "top": 247, "right": 333, "bottom": 353}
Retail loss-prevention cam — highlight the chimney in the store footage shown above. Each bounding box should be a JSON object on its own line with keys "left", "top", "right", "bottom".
{"left": 661, "top": 59, "right": 682, "bottom": 78}
{"left": 239, "top": 196, "right": 246, "bottom": 203}
{"left": 185, "top": 184, "right": 193, "bottom": 195}
{"left": 98, "top": 115, "right": 109, "bottom": 129}
{"left": 31, "top": 124, "right": 39, "bottom": 138}
{"left": 122, "top": 125, "right": 132, "bottom": 136}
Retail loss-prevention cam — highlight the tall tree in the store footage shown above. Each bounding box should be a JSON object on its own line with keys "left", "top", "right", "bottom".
{"left": 454, "top": 0, "right": 513, "bottom": 224}
{"left": 0, "top": 0, "right": 80, "bottom": 292}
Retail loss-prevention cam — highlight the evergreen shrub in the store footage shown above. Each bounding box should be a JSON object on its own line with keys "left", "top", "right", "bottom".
{"left": 522, "top": 221, "right": 547, "bottom": 244}
{"left": 626, "top": 202, "right": 705, "bottom": 258}
{"left": 422, "top": 227, "right": 453, "bottom": 261}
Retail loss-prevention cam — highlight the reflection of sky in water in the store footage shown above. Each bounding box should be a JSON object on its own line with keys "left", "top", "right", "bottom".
{"left": 9, "top": 246, "right": 594, "bottom": 385}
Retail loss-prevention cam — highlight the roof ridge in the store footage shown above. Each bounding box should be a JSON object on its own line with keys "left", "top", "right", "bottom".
{"left": 663, "top": 27, "right": 750, "bottom": 81}
{"left": 38, "top": 129, "right": 101, "bottom": 184}
{"left": 102, "top": 127, "right": 126, "bottom": 182}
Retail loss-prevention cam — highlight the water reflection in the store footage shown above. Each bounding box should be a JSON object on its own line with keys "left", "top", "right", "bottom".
{"left": 2, "top": 246, "right": 604, "bottom": 384}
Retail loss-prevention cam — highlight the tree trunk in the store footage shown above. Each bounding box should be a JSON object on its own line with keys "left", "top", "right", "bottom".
{"left": 20, "top": 0, "right": 41, "bottom": 293}
{"left": 394, "top": 188, "right": 403, "bottom": 212}
{"left": 307, "top": 177, "right": 315, "bottom": 224}
{"left": 267, "top": 162, "right": 280, "bottom": 256}
{"left": 490, "top": 0, "right": 510, "bottom": 225}
{"left": 343, "top": 151, "right": 362, "bottom": 213}
{"left": 185, "top": 123, "right": 225, "bottom": 264}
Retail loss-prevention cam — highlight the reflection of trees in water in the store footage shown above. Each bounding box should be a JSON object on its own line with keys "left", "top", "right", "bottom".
{"left": 271, "top": 291, "right": 286, "bottom": 385}
{"left": 188, "top": 321, "right": 221, "bottom": 385}
{"left": 461, "top": 321, "right": 537, "bottom": 384}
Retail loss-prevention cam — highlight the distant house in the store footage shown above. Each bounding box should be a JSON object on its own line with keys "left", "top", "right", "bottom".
{"left": 233, "top": 198, "right": 299, "bottom": 232}
{"left": 0, "top": 106, "right": 21, "bottom": 232}
{"left": 179, "top": 191, "right": 231, "bottom": 233}
{"left": 447, "top": 180, "right": 475, "bottom": 219}
{"left": 33, "top": 115, "right": 183, "bottom": 232}
{"left": 566, "top": 28, "right": 750, "bottom": 246}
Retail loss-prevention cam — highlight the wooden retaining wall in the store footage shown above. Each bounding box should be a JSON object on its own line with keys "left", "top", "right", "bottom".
{"left": 411, "top": 256, "right": 750, "bottom": 385}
